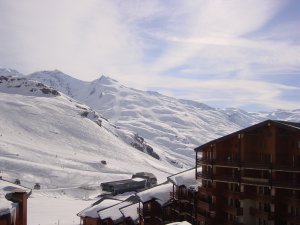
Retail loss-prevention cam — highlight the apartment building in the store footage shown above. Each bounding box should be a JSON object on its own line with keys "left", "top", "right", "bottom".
{"left": 195, "top": 120, "right": 300, "bottom": 225}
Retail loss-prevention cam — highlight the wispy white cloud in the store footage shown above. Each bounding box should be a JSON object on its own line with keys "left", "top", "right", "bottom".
{"left": 0, "top": 0, "right": 299, "bottom": 111}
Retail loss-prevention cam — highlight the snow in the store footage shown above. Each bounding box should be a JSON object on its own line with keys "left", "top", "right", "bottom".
{"left": 77, "top": 198, "right": 122, "bottom": 218}
{"left": 131, "top": 177, "right": 145, "bottom": 182}
{"left": 0, "top": 179, "right": 31, "bottom": 216}
{"left": 98, "top": 201, "right": 131, "bottom": 221}
{"left": 137, "top": 182, "right": 173, "bottom": 205}
{"left": 119, "top": 202, "right": 140, "bottom": 221}
{"left": 28, "top": 195, "right": 93, "bottom": 225}
{"left": 26, "top": 69, "right": 300, "bottom": 167}
{"left": 0, "top": 76, "right": 181, "bottom": 224}
{"left": 166, "top": 222, "right": 192, "bottom": 225}
{"left": 168, "top": 168, "right": 196, "bottom": 188}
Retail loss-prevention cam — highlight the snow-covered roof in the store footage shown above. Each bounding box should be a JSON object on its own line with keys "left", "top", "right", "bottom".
{"left": 168, "top": 168, "right": 196, "bottom": 188}
{"left": 166, "top": 221, "right": 192, "bottom": 225}
{"left": 0, "top": 179, "right": 31, "bottom": 216}
{"left": 131, "top": 177, "right": 146, "bottom": 182}
{"left": 0, "top": 198, "right": 14, "bottom": 216}
{"left": 137, "top": 182, "right": 173, "bottom": 205}
{"left": 98, "top": 201, "right": 131, "bottom": 221}
{"left": 119, "top": 203, "right": 140, "bottom": 221}
{"left": 0, "top": 179, "right": 31, "bottom": 194}
{"left": 77, "top": 198, "right": 122, "bottom": 218}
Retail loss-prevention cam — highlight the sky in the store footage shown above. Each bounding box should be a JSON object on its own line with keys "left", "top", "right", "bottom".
{"left": 0, "top": 0, "right": 300, "bottom": 111}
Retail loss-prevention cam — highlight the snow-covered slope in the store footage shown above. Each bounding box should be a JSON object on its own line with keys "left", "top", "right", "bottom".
{"left": 0, "top": 76, "right": 187, "bottom": 192}
{"left": 26, "top": 70, "right": 300, "bottom": 160}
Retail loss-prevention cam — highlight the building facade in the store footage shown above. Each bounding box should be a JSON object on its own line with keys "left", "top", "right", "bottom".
{"left": 195, "top": 120, "right": 300, "bottom": 225}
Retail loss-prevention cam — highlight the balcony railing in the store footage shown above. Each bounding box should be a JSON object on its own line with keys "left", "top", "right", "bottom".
{"left": 214, "top": 174, "right": 240, "bottom": 183}
{"left": 223, "top": 189, "right": 245, "bottom": 199}
{"left": 273, "top": 180, "right": 300, "bottom": 189}
{"left": 241, "top": 177, "right": 270, "bottom": 186}
{"left": 252, "top": 193, "right": 274, "bottom": 203}
{"left": 197, "top": 172, "right": 212, "bottom": 180}
{"left": 223, "top": 205, "right": 243, "bottom": 216}
{"left": 197, "top": 158, "right": 240, "bottom": 168}
{"left": 223, "top": 221, "right": 244, "bottom": 225}
{"left": 197, "top": 198, "right": 215, "bottom": 211}
{"left": 241, "top": 161, "right": 271, "bottom": 170}
{"left": 249, "top": 207, "right": 274, "bottom": 220}
{"left": 197, "top": 213, "right": 214, "bottom": 225}
{"left": 198, "top": 186, "right": 217, "bottom": 196}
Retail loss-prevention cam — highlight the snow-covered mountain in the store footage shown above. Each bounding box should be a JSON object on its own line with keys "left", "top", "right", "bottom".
{"left": 0, "top": 75, "right": 191, "bottom": 192}
{"left": 25, "top": 70, "right": 300, "bottom": 159}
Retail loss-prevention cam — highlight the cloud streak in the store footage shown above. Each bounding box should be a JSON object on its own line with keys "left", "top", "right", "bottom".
{"left": 0, "top": 0, "right": 299, "bottom": 111}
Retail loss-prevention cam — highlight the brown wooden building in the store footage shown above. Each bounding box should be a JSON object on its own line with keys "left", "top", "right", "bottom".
{"left": 0, "top": 179, "right": 31, "bottom": 225}
{"left": 137, "top": 182, "right": 173, "bottom": 225}
{"left": 78, "top": 196, "right": 139, "bottom": 225}
{"left": 168, "top": 168, "right": 198, "bottom": 224}
{"left": 195, "top": 120, "right": 300, "bottom": 225}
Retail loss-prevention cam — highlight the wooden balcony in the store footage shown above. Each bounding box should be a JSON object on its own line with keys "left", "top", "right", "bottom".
{"left": 197, "top": 198, "right": 215, "bottom": 211}
{"left": 273, "top": 180, "right": 300, "bottom": 189}
{"left": 241, "top": 161, "right": 271, "bottom": 170}
{"left": 273, "top": 164, "right": 300, "bottom": 172}
{"left": 223, "top": 221, "right": 244, "bottom": 225}
{"left": 285, "top": 196, "right": 300, "bottom": 206}
{"left": 223, "top": 189, "right": 245, "bottom": 199}
{"left": 197, "top": 158, "right": 212, "bottom": 165}
{"left": 214, "top": 174, "right": 239, "bottom": 183}
{"left": 249, "top": 207, "right": 274, "bottom": 220}
{"left": 197, "top": 172, "right": 212, "bottom": 180}
{"left": 213, "top": 159, "right": 240, "bottom": 168}
{"left": 197, "top": 158, "right": 240, "bottom": 168}
{"left": 241, "top": 176, "right": 270, "bottom": 186}
{"left": 284, "top": 214, "right": 300, "bottom": 224}
{"left": 252, "top": 193, "right": 274, "bottom": 203}
{"left": 196, "top": 213, "right": 214, "bottom": 225}
{"left": 223, "top": 205, "right": 243, "bottom": 216}
{"left": 198, "top": 186, "right": 217, "bottom": 196}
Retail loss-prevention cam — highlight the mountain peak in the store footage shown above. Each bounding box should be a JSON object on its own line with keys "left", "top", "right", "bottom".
{"left": 0, "top": 68, "right": 24, "bottom": 77}
{"left": 96, "top": 75, "right": 118, "bottom": 85}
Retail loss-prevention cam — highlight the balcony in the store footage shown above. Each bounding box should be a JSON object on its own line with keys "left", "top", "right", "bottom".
{"left": 273, "top": 164, "right": 300, "bottom": 172}
{"left": 223, "top": 221, "right": 244, "bottom": 225}
{"left": 223, "top": 189, "right": 245, "bottom": 199}
{"left": 197, "top": 158, "right": 212, "bottom": 165}
{"left": 196, "top": 213, "right": 214, "bottom": 225}
{"left": 241, "top": 161, "right": 271, "bottom": 170}
{"left": 284, "top": 214, "right": 300, "bottom": 223}
{"left": 197, "top": 158, "right": 240, "bottom": 168}
{"left": 252, "top": 193, "right": 274, "bottom": 203}
{"left": 213, "top": 159, "right": 240, "bottom": 168}
{"left": 197, "top": 172, "right": 212, "bottom": 180}
{"left": 240, "top": 176, "right": 270, "bottom": 186}
{"left": 197, "top": 198, "right": 215, "bottom": 211}
{"left": 223, "top": 205, "right": 243, "bottom": 216}
{"left": 249, "top": 207, "right": 274, "bottom": 220}
{"left": 273, "top": 180, "right": 300, "bottom": 189}
{"left": 214, "top": 174, "right": 239, "bottom": 183}
{"left": 198, "top": 186, "right": 217, "bottom": 196}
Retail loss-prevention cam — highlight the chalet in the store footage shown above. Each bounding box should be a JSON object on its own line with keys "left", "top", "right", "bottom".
{"left": 195, "top": 120, "right": 300, "bottom": 225}
{"left": 119, "top": 202, "right": 140, "bottom": 225}
{"left": 78, "top": 196, "right": 140, "bottom": 225}
{"left": 137, "top": 182, "right": 173, "bottom": 225}
{"left": 167, "top": 168, "right": 198, "bottom": 224}
{"left": 97, "top": 196, "right": 139, "bottom": 225}
{"left": 78, "top": 197, "right": 122, "bottom": 225}
{"left": 0, "top": 179, "right": 31, "bottom": 225}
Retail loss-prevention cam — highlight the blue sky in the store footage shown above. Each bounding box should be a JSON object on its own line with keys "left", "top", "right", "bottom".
{"left": 0, "top": 0, "right": 299, "bottom": 111}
